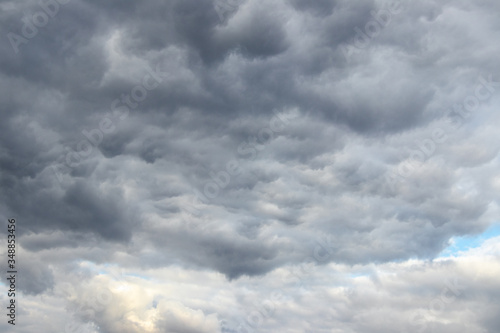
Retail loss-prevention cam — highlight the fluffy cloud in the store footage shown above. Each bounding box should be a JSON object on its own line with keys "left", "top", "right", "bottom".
{"left": 0, "top": 0, "right": 499, "bottom": 332}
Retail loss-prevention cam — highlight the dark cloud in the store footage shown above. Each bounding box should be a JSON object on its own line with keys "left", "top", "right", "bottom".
{"left": 1, "top": 0, "right": 500, "bottom": 331}
{"left": 288, "top": 0, "right": 338, "bottom": 17}
{"left": 17, "top": 256, "right": 54, "bottom": 295}
{"left": 1, "top": 0, "right": 498, "bottom": 273}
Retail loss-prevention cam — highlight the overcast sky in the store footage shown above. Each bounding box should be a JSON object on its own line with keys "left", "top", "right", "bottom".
{"left": 1, "top": 0, "right": 500, "bottom": 332}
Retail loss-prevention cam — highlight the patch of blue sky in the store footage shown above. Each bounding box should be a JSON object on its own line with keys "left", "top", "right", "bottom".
{"left": 348, "top": 272, "right": 370, "bottom": 278}
{"left": 440, "top": 222, "right": 500, "bottom": 257}
{"left": 124, "top": 272, "right": 151, "bottom": 280}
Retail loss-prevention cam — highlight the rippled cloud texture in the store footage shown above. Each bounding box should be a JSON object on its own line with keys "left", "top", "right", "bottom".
{"left": 1, "top": 0, "right": 500, "bottom": 332}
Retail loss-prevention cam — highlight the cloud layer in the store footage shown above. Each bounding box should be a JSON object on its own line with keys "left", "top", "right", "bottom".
{"left": 1, "top": 0, "right": 499, "bottom": 332}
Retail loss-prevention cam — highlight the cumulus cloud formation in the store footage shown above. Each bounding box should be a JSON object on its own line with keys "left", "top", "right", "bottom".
{"left": 0, "top": 0, "right": 499, "bottom": 332}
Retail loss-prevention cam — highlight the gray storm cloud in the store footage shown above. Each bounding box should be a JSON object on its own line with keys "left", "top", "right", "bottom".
{"left": 0, "top": 0, "right": 499, "bottom": 332}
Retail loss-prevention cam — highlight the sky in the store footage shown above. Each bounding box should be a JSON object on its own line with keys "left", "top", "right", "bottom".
{"left": 0, "top": 0, "right": 500, "bottom": 332}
